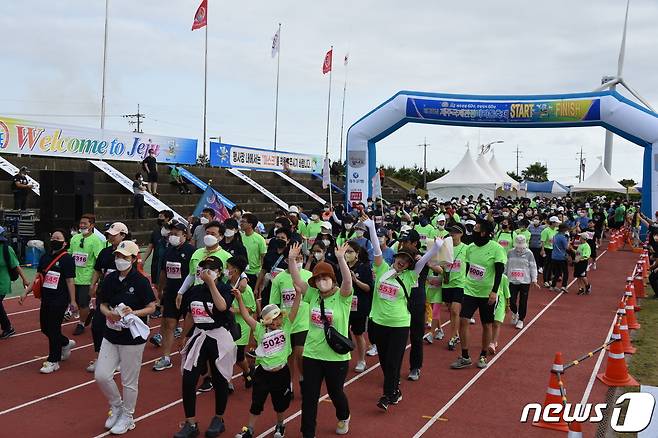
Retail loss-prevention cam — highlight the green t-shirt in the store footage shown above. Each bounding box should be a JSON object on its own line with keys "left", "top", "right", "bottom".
{"left": 303, "top": 287, "right": 352, "bottom": 361}
{"left": 496, "top": 231, "right": 514, "bottom": 251}
{"left": 254, "top": 318, "right": 292, "bottom": 370}
{"left": 494, "top": 274, "right": 511, "bottom": 323}
{"left": 614, "top": 206, "right": 626, "bottom": 222}
{"left": 464, "top": 240, "right": 507, "bottom": 298}
{"left": 170, "top": 167, "right": 180, "bottom": 181}
{"left": 443, "top": 242, "right": 467, "bottom": 289}
{"left": 189, "top": 246, "right": 232, "bottom": 285}
{"left": 0, "top": 242, "right": 19, "bottom": 295}
{"left": 369, "top": 262, "right": 418, "bottom": 327}
{"left": 69, "top": 232, "right": 104, "bottom": 285}
{"left": 240, "top": 232, "right": 267, "bottom": 275}
{"left": 270, "top": 269, "right": 311, "bottom": 334}
{"left": 232, "top": 284, "right": 256, "bottom": 346}
{"left": 426, "top": 268, "right": 442, "bottom": 304}
{"left": 415, "top": 224, "right": 437, "bottom": 250}
{"left": 303, "top": 221, "right": 323, "bottom": 246}
{"left": 541, "top": 227, "right": 558, "bottom": 250}
{"left": 577, "top": 241, "right": 591, "bottom": 260}
{"left": 514, "top": 229, "right": 531, "bottom": 245}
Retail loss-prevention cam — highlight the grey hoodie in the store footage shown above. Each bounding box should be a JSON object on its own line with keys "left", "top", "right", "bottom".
{"left": 505, "top": 247, "right": 538, "bottom": 284}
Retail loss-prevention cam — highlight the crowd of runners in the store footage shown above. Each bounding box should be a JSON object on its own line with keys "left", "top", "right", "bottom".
{"left": 1, "top": 192, "right": 653, "bottom": 438}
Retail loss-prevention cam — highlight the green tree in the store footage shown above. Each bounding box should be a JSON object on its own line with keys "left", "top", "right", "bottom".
{"left": 618, "top": 178, "right": 636, "bottom": 188}
{"left": 522, "top": 162, "right": 548, "bottom": 182}
{"left": 507, "top": 171, "right": 522, "bottom": 182}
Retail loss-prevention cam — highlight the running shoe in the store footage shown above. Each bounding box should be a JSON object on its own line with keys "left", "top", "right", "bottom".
{"left": 151, "top": 306, "right": 161, "bottom": 319}
{"left": 273, "top": 423, "right": 285, "bottom": 438}
{"left": 61, "top": 339, "right": 76, "bottom": 361}
{"left": 487, "top": 342, "right": 496, "bottom": 355}
{"left": 377, "top": 396, "right": 390, "bottom": 411}
{"left": 336, "top": 416, "right": 350, "bottom": 435}
{"left": 0, "top": 327, "right": 16, "bottom": 339}
{"left": 153, "top": 356, "right": 172, "bottom": 371}
{"left": 366, "top": 344, "right": 378, "bottom": 356}
{"left": 105, "top": 404, "right": 124, "bottom": 430}
{"left": 354, "top": 360, "right": 366, "bottom": 373}
{"left": 174, "top": 422, "right": 199, "bottom": 438}
{"left": 511, "top": 313, "right": 519, "bottom": 325}
{"left": 422, "top": 332, "right": 433, "bottom": 344}
{"left": 586, "top": 285, "right": 592, "bottom": 295}
{"left": 538, "top": 267, "right": 543, "bottom": 274}
{"left": 515, "top": 320, "right": 524, "bottom": 330}
{"left": 110, "top": 413, "right": 135, "bottom": 434}
{"left": 450, "top": 356, "right": 472, "bottom": 369}
{"left": 577, "top": 288, "right": 586, "bottom": 295}
{"left": 447, "top": 335, "right": 460, "bottom": 351}
{"left": 592, "top": 262, "right": 597, "bottom": 270}
{"left": 235, "top": 427, "right": 253, "bottom": 438}
{"left": 198, "top": 376, "right": 213, "bottom": 392}
{"left": 72, "top": 323, "right": 85, "bottom": 336}
{"left": 39, "top": 361, "right": 60, "bottom": 374}
{"left": 206, "top": 416, "right": 225, "bottom": 438}
{"left": 560, "top": 287, "right": 568, "bottom": 293}
{"left": 477, "top": 356, "right": 488, "bottom": 369}
{"left": 407, "top": 368, "right": 421, "bottom": 381}
{"left": 434, "top": 328, "right": 445, "bottom": 340}
{"left": 174, "top": 327, "right": 183, "bottom": 338}
{"left": 390, "top": 389, "right": 403, "bottom": 404}
{"left": 150, "top": 333, "right": 163, "bottom": 347}
{"left": 469, "top": 318, "right": 476, "bottom": 325}
{"left": 86, "top": 360, "right": 97, "bottom": 373}
{"left": 228, "top": 381, "right": 235, "bottom": 394}
{"left": 543, "top": 281, "right": 551, "bottom": 288}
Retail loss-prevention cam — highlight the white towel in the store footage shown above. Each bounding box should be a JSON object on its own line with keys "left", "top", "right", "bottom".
{"left": 122, "top": 313, "right": 150, "bottom": 340}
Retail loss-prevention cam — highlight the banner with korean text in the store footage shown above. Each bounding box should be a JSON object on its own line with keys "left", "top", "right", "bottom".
{"left": 210, "top": 142, "right": 322, "bottom": 173}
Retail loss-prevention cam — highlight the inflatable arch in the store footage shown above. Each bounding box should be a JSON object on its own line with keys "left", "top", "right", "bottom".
{"left": 345, "top": 90, "right": 658, "bottom": 217}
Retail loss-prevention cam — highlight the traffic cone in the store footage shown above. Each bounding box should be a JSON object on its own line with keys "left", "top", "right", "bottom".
{"left": 634, "top": 267, "right": 646, "bottom": 299}
{"left": 624, "top": 293, "right": 641, "bottom": 330}
{"left": 625, "top": 279, "right": 641, "bottom": 312}
{"left": 642, "top": 254, "right": 649, "bottom": 278}
{"left": 567, "top": 421, "right": 583, "bottom": 437}
{"left": 618, "top": 314, "right": 636, "bottom": 354}
{"left": 608, "top": 234, "right": 617, "bottom": 251}
{"left": 533, "top": 353, "right": 569, "bottom": 432}
{"left": 597, "top": 325, "right": 639, "bottom": 387}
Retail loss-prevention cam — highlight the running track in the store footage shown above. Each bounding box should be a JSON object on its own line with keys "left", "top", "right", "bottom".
{"left": 0, "top": 248, "right": 638, "bottom": 437}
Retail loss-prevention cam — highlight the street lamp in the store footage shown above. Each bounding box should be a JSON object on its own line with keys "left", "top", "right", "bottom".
{"left": 480, "top": 140, "right": 504, "bottom": 155}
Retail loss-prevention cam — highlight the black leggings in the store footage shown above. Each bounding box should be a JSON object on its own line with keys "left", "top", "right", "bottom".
{"left": 0, "top": 295, "right": 11, "bottom": 332}
{"left": 182, "top": 337, "right": 229, "bottom": 418}
{"left": 301, "top": 357, "right": 349, "bottom": 438}
{"left": 550, "top": 260, "right": 569, "bottom": 288}
{"left": 91, "top": 310, "right": 106, "bottom": 353}
{"left": 40, "top": 301, "right": 69, "bottom": 362}
{"left": 543, "top": 248, "right": 553, "bottom": 283}
{"left": 370, "top": 321, "right": 409, "bottom": 398}
{"left": 409, "top": 301, "right": 425, "bottom": 371}
{"left": 509, "top": 283, "right": 530, "bottom": 321}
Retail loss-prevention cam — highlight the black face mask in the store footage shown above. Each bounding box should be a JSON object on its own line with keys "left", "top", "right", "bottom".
{"left": 50, "top": 240, "right": 65, "bottom": 252}
{"left": 473, "top": 233, "right": 490, "bottom": 247}
{"left": 157, "top": 219, "right": 165, "bottom": 227}
{"left": 272, "top": 238, "right": 287, "bottom": 250}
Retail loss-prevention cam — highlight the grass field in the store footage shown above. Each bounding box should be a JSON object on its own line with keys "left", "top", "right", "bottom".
{"left": 627, "top": 285, "right": 658, "bottom": 385}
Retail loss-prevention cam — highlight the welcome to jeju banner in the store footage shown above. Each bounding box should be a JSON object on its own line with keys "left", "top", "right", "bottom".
{"left": 406, "top": 98, "right": 601, "bottom": 124}
{"left": 210, "top": 141, "right": 323, "bottom": 173}
{"left": 0, "top": 116, "right": 198, "bottom": 164}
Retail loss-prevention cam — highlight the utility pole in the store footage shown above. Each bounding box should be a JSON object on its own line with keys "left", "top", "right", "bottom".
{"left": 123, "top": 104, "right": 146, "bottom": 133}
{"left": 418, "top": 137, "right": 430, "bottom": 190}
{"left": 576, "top": 146, "right": 586, "bottom": 182}
{"left": 515, "top": 144, "right": 523, "bottom": 175}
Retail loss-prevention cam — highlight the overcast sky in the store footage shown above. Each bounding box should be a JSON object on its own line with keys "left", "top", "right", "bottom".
{"left": 1, "top": 0, "right": 656, "bottom": 185}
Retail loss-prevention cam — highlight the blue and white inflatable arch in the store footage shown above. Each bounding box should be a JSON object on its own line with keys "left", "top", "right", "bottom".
{"left": 345, "top": 90, "right": 658, "bottom": 217}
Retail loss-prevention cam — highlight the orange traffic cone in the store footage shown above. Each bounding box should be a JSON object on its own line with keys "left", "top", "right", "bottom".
{"left": 533, "top": 353, "right": 569, "bottom": 432}
{"left": 625, "top": 294, "right": 641, "bottom": 330}
{"left": 607, "top": 235, "right": 617, "bottom": 251}
{"left": 634, "top": 269, "right": 646, "bottom": 299}
{"left": 597, "top": 325, "right": 639, "bottom": 387}
{"left": 625, "top": 280, "right": 641, "bottom": 312}
{"left": 618, "top": 314, "right": 636, "bottom": 354}
{"left": 567, "top": 421, "right": 583, "bottom": 437}
{"left": 642, "top": 255, "right": 649, "bottom": 279}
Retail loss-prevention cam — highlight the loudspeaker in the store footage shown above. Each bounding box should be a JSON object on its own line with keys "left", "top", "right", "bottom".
{"left": 39, "top": 171, "right": 95, "bottom": 235}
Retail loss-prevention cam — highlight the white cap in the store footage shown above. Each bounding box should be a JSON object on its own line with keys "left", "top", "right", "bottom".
{"left": 400, "top": 225, "right": 413, "bottom": 233}
{"left": 106, "top": 222, "right": 129, "bottom": 235}
{"left": 261, "top": 304, "right": 282, "bottom": 325}
{"left": 579, "top": 231, "right": 593, "bottom": 239}
{"left": 557, "top": 206, "right": 565, "bottom": 212}
{"left": 436, "top": 214, "right": 446, "bottom": 222}
{"left": 289, "top": 206, "right": 299, "bottom": 214}
{"left": 514, "top": 234, "right": 527, "bottom": 247}
{"left": 464, "top": 219, "right": 476, "bottom": 226}
{"left": 549, "top": 216, "right": 560, "bottom": 223}
{"left": 320, "top": 221, "right": 332, "bottom": 231}
{"left": 585, "top": 202, "right": 590, "bottom": 208}
{"left": 113, "top": 240, "right": 140, "bottom": 257}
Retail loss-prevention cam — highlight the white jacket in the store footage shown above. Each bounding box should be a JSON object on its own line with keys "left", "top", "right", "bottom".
{"left": 505, "top": 247, "right": 538, "bottom": 284}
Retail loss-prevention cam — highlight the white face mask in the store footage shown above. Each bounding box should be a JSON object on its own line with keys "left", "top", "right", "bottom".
{"left": 533, "top": 220, "right": 540, "bottom": 226}
{"left": 79, "top": 227, "right": 90, "bottom": 235}
{"left": 160, "top": 227, "right": 169, "bottom": 237}
{"left": 316, "top": 278, "right": 333, "bottom": 292}
{"left": 437, "top": 224, "right": 445, "bottom": 230}
{"left": 168, "top": 235, "right": 181, "bottom": 246}
{"left": 314, "top": 252, "right": 324, "bottom": 261}
{"left": 296, "top": 262, "right": 303, "bottom": 271}
{"left": 344, "top": 223, "right": 353, "bottom": 230}
{"left": 311, "top": 214, "right": 319, "bottom": 221}
{"left": 322, "top": 239, "right": 331, "bottom": 247}
{"left": 502, "top": 212, "right": 509, "bottom": 217}
{"left": 115, "top": 258, "right": 132, "bottom": 272}
{"left": 200, "top": 216, "right": 210, "bottom": 225}
{"left": 224, "top": 229, "right": 235, "bottom": 238}
{"left": 222, "top": 269, "right": 231, "bottom": 278}
{"left": 204, "top": 234, "right": 218, "bottom": 248}
{"left": 204, "top": 269, "right": 219, "bottom": 281}
{"left": 401, "top": 221, "right": 408, "bottom": 227}
{"left": 517, "top": 216, "right": 524, "bottom": 221}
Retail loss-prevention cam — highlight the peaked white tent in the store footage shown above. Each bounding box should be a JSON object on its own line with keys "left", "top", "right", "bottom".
{"left": 476, "top": 154, "right": 500, "bottom": 184}
{"left": 571, "top": 162, "right": 626, "bottom": 193}
{"left": 489, "top": 153, "right": 520, "bottom": 188}
{"left": 427, "top": 149, "right": 497, "bottom": 200}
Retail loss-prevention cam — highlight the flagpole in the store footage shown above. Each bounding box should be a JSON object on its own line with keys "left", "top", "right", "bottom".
{"left": 100, "top": 0, "right": 109, "bottom": 129}
{"left": 202, "top": 17, "right": 209, "bottom": 157}
{"left": 273, "top": 23, "right": 281, "bottom": 151}
{"left": 339, "top": 56, "right": 348, "bottom": 166}
{"left": 324, "top": 46, "right": 333, "bottom": 159}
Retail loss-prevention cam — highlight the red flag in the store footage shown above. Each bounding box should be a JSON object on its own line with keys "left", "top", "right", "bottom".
{"left": 191, "top": 0, "right": 207, "bottom": 31}
{"left": 322, "top": 48, "right": 333, "bottom": 74}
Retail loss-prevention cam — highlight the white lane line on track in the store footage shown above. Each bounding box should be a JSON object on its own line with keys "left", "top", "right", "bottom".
{"left": 11, "top": 321, "right": 78, "bottom": 338}
{"left": 7, "top": 307, "right": 39, "bottom": 316}
{"left": 412, "top": 250, "right": 608, "bottom": 437}
{"left": 580, "top": 311, "right": 618, "bottom": 405}
{"left": 0, "top": 324, "right": 162, "bottom": 373}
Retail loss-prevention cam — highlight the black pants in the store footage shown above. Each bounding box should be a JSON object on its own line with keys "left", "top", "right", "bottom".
{"left": 530, "top": 247, "right": 542, "bottom": 268}
{"left": 173, "top": 181, "right": 190, "bottom": 194}
{"left": 40, "top": 301, "right": 69, "bottom": 362}
{"left": 14, "top": 192, "right": 27, "bottom": 210}
{"left": 182, "top": 337, "right": 229, "bottom": 418}
{"left": 649, "top": 271, "right": 658, "bottom": 297}
{"left": 370, "top": 321, "right": 409, "bottom": 398}
{"left": 543, "top": 249, "right": 553, "bottom": 283}
{"left": 133, "top": 194, "right": 145, "bottom": 219}
{"left": 250, "top": 365, "right": 291, "bottom": 415}
{"left": 0, "top": 295, "right": 11, "bottom": 332}
{"left": 509, "top": 283, "right": 530, "bottom": 321}
{"left": 301, "top": 357, "right": 349, "bottom": 438}
{"left": 550, "top": 260, "right": 569, "bottom": 288}
{"left": 91, "top": 310, "right": 106, "bottom": 353}
{"left": 408, "top": 301, "right": 425, "bottom": 371}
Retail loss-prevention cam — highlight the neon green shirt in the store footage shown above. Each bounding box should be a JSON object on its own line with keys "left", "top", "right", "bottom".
{"left": 232, "top": 284, "right": 256, "bottom": 346}
{"left": 369, "top": 262, "right": 417, "bottom": 327}
{"left": 414, "top": 224, "right": 437, "bottom": 250}
{"left": 303, "top": 221, "right": 323, "bottom": 247}
{"left": 254, "top": 319, "right": 292, "bottom": 369}
{"left": 303, "top": 288, "right": 352, "bottom": 361}
{"left": 494, "top": 274, "right": 511, "bottom": 323}
{"left": 189, "top": 246, "right": 232, "bottom": 285}
{"left": 69, "top": 232, "right": 104, "bottom": 285}
{"left": 464, "top": 240, "right": 507, "bottom": 298}
{"left": 577, "top": 241, "right": 591, "bottom": 261}
{"left": 541, "top": 227, "right": 558, "bottom": 250}
{"left": 241, "top": 232, "right": 267, "bottom": 275}
{"left": 514, "top": 229, "right": 531, "bottom": 245}
{"left": 443, "top": 242, "right": 467, "bottom": 289}
{"left": 0, "top": 242, "right": 19, "bottom": 295}
{"left": 496, "top": 231, "right": 514, "bottom": 251}
{"left": 270, "top": 269, "right": 311, "bottom": 334}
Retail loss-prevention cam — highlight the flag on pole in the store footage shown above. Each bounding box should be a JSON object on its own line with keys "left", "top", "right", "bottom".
{"left": 372, "top": 171, "right": 382, "bottom": 199}
{"left": 191, "top": 0, "right": 208, "bottom": 31}
{"left": 344, "top": 53, "right": 349, "bottom": 66}
{"left": 322, "top": 48, "right": 333, "bottom": 74}
{"left": 271, "top": 27, "right": 280, "bottom": 58}
{"left": 322, "top": 157, "right": 331, "bottom": 189}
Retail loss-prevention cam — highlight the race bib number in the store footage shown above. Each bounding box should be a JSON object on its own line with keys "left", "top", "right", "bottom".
{"left": 261, "top": 329, "right": 286, "bottom": 356}
{"left": 43, "top": 271, "right": 60, "bottom": 290}
{"left": 510, "top": 269, "right": 525, "bottom": 280}
{"left": 448, "top": 259, "right": 462, "bottom": 273}
{"left": 270, "top": 268, "right": 284, "bottom": 279}
{"left": 166, "top": 261, "right": 182, "bottom": 279}
{"left": 73, "top": 252, "right": 88, "bottom": 267}
{"left": 190, "top": 301, "right": 214, "bottom": 324}
{"left": 281, "top": 289, "right": 296, "bottom": 308}
{"left": 106, "top": 318, "right": 123, "bottom": 331}
{"left": 378, "top": 281, "right": 399, "bottom": 301}
{"left": 499, "top": 240, "right": 509, "bottom": 248}
{"left": 419, "top": 234, "right": 428, "bottom": 242}
{"left": 310, "top": 307, "right": 332, "bottom": 328}
{"left": 351, "top": 295, "right": 358, "bottom": 312}
{"left": 467, "top": 264, "right": 486, "bottom": 281}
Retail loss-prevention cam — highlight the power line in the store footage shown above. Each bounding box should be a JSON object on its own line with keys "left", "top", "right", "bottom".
{"left": 417, "top": 137, "right": 432, "bottom": 190}
{"left": 576, "top": 146, "right": 586, "bottom": 182}
{"left": 122, "top": 104, "right": 146, "bottom": 133}
{"left": 515, "top": 144, "right": 523, "bottom": 175}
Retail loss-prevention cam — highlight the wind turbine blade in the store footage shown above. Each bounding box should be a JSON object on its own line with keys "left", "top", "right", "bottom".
{"left": 618, "top": 0, "right": 630, "bottom": 77}
{"left": 619, "top": 79, "right": 656, "bottom": 112}
{"left": 593, "top": 77, "right": 620, "bottom": 92}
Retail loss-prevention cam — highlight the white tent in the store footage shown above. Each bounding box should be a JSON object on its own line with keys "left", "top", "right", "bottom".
{"left": 489, "top": 153, "right": 520, "bottom": 188}
{"left": 476, "top": 154, "right": 500, "bottom": 185}
{"left": 427, "top": 149, "right": 497, "bottom": 200}
{"left": 571, "top": 162, "right": 626, "bottom": 193}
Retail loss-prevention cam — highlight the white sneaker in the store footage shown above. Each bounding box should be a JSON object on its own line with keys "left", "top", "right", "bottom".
{"left": 336, "top": 416, "right": 350, "bottom": 435}
{"left": 366, "top": 345, "right": 378, "bottom": 356}
{"left": 592, "top": 263, "right": 597, "bottom": 270}
{"left": 354, "top": 360, "right": 366, "bottom": 373}
{"left": 511, "top": 313, "right": 519, "bottom": 325}
{"left": 39, "top": 361, "right": 60, "bottom": 374}
{"left": 61, "top": 339, "right": 76, "bottom": 361}
{"left": 422, "top": 332, "right": 433, "bottom": 344}
{"left": 86, "top": 360, "right": 96, "bottom": 373}
{"left": 538, "top": 267, "right": 543, "bottom": 274}
{"left": 469, "top": 318, "right": 476, "bottom": 325}
{"left": 110, "top": 412, "right": 135, "bottom": 435}
{"left": 105, "top": 404, "right": 124, "bottom": 430}
{"left": 434, "top": 328, "right": 445, "bottom": 340}
{"left": 515, "top": 320, "right": 524, "bottom": 330}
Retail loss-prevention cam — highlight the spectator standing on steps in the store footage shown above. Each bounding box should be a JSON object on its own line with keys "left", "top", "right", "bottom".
{"left": 171, "top": 165, "right": 192, "bottom": 194}
{"left": 142, "top": 149, "right": 159, "bottom": 196}
{"left": 12, "top": 166, "right": 33, "bottom": 210}
{"left": 132, "top": 173, "right": 147, "bottom": 219}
